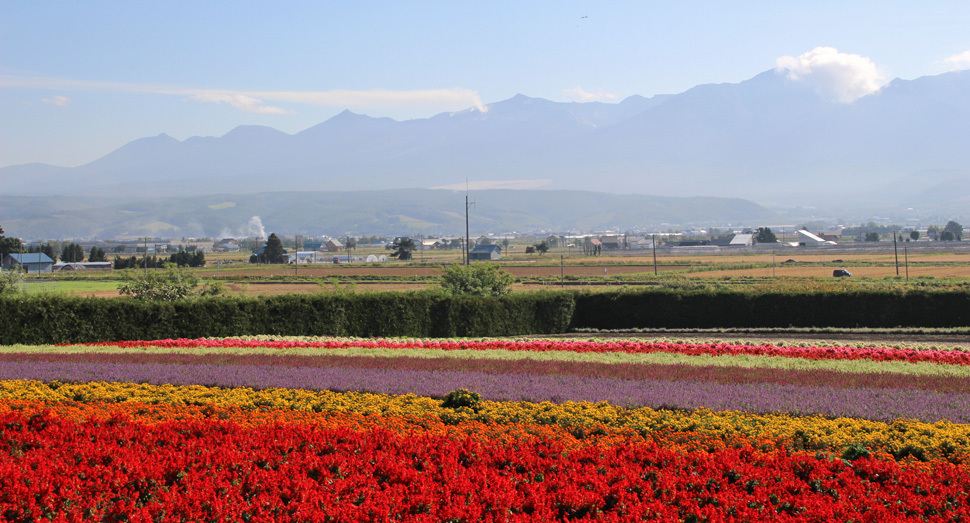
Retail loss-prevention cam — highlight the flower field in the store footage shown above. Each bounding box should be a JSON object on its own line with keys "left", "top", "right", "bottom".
{"left": 3, "top": 337, "right": 970, "bottom": 521}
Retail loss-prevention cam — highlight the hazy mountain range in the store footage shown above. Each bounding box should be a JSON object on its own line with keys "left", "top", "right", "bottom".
{"left": 2, "top": 68, "right": 968, "bottom": 238}
{"left": 0, "top": 190, "right": 775, "bottom": 240}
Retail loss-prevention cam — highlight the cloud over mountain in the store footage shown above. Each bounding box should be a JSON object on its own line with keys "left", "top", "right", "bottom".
{"left": 775, "top": 47, "right": 884, "bottom": 102}
{"left": 945, "top": 49, "right": 970, "bottom": 70}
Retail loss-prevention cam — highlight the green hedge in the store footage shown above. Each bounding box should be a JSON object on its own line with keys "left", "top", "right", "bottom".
{"left": 570, "top": 289, "right": 970, "bottom": 329}
{"left": 1, "top": 289, "right": 966, "bottom": 344}
{"left": 0, "top": 292, "right": 575, "bottom": 344}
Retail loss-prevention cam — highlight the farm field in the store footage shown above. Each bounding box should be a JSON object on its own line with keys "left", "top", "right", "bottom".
{"left": 3, "top": 335, "right": 970, "bottom": 520}
{"left": 26, "top": 246, "right": 970, "bottom": 298}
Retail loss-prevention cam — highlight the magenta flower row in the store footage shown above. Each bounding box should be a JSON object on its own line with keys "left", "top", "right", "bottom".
{"left": 70, "top": 337, "right": 970, "bottom": 366}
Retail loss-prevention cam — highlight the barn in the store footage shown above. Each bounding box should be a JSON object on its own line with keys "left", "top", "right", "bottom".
{"left": 2, "top": 253, "right": 55, "bottom": 274}
{"left": 468, "top": 244, "right": 502, "bottom": 261}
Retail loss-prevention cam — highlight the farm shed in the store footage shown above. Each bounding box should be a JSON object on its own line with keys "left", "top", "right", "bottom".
{"left": 2, "top": 253, "right": 55, "bottom": 273}
{"left": 599, "top": 235, "right": 623, "bottom": 250}
{"left": 52, "top": 262, "right": 113, "bottom": 271}
{"left": 710, "top": 234, "right": 753, "bottom": 247}
{"left": 468, "top": 244, "right": 502, "bottom": 261}
{"left": 795, "top": 230, "right": 837, "bottom": 247}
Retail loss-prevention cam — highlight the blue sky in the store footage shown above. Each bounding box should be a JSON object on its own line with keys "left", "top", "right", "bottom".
{"left": 2, "top": 1, "right": 969, "bottom": 168}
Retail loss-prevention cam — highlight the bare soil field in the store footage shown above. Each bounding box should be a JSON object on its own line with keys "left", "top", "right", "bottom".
{"left": 684, "top": 265, "right": 969, "bottom": 279}
{"left": 620, "top": 252, "right": 970, "bottom": 264}
{"left": 205, "top": 264, "right": 690, "bottom": 278}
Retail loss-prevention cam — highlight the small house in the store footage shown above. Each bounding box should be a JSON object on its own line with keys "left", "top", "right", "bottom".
{"left": 795, "top": 230, "right": 837, "bottom": 247}
{"left": 2, "top": 253, "right": 55, "bottom": 273}
{"left": 599, "top": 235, "right": 622, "bottom": 250}
{"left": 468, "top": 244, "right": 502, "bottom": 261}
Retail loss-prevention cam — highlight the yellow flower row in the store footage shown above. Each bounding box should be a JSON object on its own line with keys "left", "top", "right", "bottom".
{"left": 3, "top": 379, "right": 969, "bottom": 461}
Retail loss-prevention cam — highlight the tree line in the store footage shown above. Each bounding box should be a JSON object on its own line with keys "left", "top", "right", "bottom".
{"left": 114, "top": 251, "right": 205, "bottom": 269}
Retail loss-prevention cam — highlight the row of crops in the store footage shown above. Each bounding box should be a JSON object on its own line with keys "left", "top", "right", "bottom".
{"left": 3, "top": 336, "right": 970, "bottom": 520}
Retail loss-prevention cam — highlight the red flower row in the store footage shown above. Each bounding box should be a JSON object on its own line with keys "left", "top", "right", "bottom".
{"left": 2, "top": 411, "right": 969, "bottom": 522}
{"left": 73, "top": 337, "right": 970, "bottom": 366}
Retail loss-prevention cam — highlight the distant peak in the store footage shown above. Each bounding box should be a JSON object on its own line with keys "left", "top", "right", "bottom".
{"left": 509, "top": 93, "right": 542, "bottom": 103}
{"left": 222, "top": 125, "right": 289, "bottom": 139}
{"left": 332, "top": 109, "right": 365, "bottom": 119}
{"left": 133, "top": 133, "right": 179, "bottom": 144}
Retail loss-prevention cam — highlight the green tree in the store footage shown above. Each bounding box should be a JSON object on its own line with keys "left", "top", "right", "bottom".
{"left": 389, "top": 237, "right": 415, "bottom": 261}
{"left": 927, "top": 225, "right": 940, "bottom": 240}
{"left": 262, "top": 233, "right": 286, "bottom": 264}
{"left": 440, "top": 263, "right": 515, "bottom": 296}
{"left": 118, "top": 268, "right": 221, "bottom": 301}
{"left": 0, "top": 225, "right": 24, "bottom": 259}
{"left": 865, "top": 232, "right": 880, "bottom": 242}
{"left": 0, "top": 266, "right": 24, "bottom": 294}
{"left": 940, "top": 230, "right": 956, "bottom": 241}
{"left": 534, "top": 241, "right": 550, "bottom": 255}
{"left": 88, "top": 246, "right": 107, "bottom": 262}
{"left": 944, "top": 221, "right": 963, "bottom": 241}
{"left": 910, "top": 230, "right": 920, "bottom": 241}
{"left": 753, "top": 227, "right": 777, "bottom": 244}
{"left": 345, "top": 237, "right": 357, "bottom": 251}
{"left": 61, "top": 242, "right": 85, "bottom": 262}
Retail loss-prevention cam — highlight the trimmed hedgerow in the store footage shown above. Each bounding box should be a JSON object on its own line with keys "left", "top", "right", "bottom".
{"left": 569, "top": 289, "right": 970, "bottom": 329}
{"left": 0, "top": 288, "right": 965, "bottom": 344}
{"left": 0, "top": 292, "right": 576, "bottom": 344}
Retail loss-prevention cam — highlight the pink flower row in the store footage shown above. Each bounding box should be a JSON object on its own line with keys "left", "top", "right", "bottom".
{"left": 68, "top": 337, "right": 970, "bottom": 366}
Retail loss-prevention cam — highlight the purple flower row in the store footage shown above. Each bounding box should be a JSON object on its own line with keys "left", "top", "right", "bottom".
{"left": 3, "top": 360, "right": 968, "bottom": 423}
{"left": 3, "top": 352, "right": 968, "bottom": 394}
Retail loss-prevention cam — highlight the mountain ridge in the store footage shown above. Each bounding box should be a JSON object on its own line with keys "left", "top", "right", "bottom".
{"left": 3, "top": 69, "right": 968, "bottom": 213}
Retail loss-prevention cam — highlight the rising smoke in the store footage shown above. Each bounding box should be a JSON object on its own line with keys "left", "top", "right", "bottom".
{"left": 218, "top": 216, "right": 267, "bottom": 240}
{"left": 246, "top": 216, "right": 266, "bottom": 240}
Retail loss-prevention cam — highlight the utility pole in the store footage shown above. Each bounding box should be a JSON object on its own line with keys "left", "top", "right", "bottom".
{"left": 295, "top": 235, "right": 301, "bottom": 276}
{"left": 652, "top": 234, "right": 658, "bottom": 275}
{"left": 464, "top": 189, "right": 474, "bottom": 266}
{"left": 560, "top": 255, "right": 564, "bottom": 289}
{"left": 893, "top": 229, "right": 899, "bottom": 276}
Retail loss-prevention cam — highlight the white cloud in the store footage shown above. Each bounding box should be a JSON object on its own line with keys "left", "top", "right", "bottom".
{"left": 188, "top": 92, "right": 291, "bottom": 114}
{"left": 944, "top": 50, "right": 970, "bottom": 70}
{"left": 41, "top": 95, "right": 70, "bottom": 106}
{"left": 563, "top": 86, "right": 619, "bottom": 102}
{"left": 253, "top": 87, "right": 486, "bottom": 114}
{"left": 775, "top": 47, "right": 885, "bottom": 103}
{"left": 0, "top": 74, "right": 485, "bottom": 117}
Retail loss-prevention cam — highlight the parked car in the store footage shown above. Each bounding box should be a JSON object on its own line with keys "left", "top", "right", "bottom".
{"left": 833, "top": 269, "right": 852, "bottom": 277}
